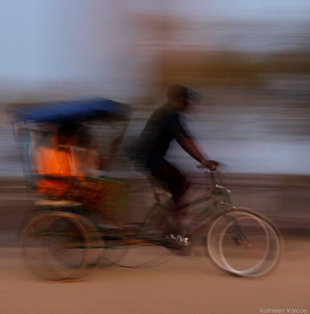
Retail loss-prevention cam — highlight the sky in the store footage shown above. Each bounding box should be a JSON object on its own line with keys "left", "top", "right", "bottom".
{"left": 0, "top": 0, "right": 309, "bottom": 98}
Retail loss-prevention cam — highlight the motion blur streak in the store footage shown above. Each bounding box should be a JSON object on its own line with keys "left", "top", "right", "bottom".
{"left": 0, "top": 0, "right": 309, "bottom": 312}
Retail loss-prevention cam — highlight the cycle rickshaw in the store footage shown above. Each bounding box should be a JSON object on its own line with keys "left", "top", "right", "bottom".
{"left": 12, "top": 97, "right": 131, "bottom": 280}
{"left": 12, "top": 97, "right": 282, "bottom": 281}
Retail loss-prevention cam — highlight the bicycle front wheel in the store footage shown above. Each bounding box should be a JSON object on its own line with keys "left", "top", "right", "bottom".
{"left": 207, "top": 209, "right": 282, "bottom": 277}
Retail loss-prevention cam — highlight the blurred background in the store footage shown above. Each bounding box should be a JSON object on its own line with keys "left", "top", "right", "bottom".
{"left": 0, "top": 0, "right": 309, "bottom": 242}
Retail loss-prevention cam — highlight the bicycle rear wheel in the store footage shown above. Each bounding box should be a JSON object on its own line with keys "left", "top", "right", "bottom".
{"left": 22, "top": 212, "right": 91, "bottom": 281}
{"left": 207, "top": 208, "right": 282, "bottom": 277}
{"left": 114, "top": 224, "right": 172, "bottom": 268}
{"left": 100, "top": 224, "right": 129, "bottom": 266}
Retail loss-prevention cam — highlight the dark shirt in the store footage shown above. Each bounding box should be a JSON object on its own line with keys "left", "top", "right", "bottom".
{"left": 138, "top": 104, "right": 192, "bottom": 169}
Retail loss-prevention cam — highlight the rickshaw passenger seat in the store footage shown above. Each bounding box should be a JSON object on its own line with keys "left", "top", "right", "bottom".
{"left": 34, "top": 199, "right": 82, "bottom": 207}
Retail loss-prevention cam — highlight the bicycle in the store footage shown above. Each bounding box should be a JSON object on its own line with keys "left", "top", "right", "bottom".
{"left": 103, "top": 169, "right": 282, "bottom": 276}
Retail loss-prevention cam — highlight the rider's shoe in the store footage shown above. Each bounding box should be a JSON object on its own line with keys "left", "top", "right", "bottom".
{"left": 163, "top": 233, "right": 190, "bottom": 249}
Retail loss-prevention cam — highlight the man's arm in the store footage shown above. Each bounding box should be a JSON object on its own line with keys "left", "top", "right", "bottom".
{"left": 176, "top": 134, "right": 218, "bottom": 170}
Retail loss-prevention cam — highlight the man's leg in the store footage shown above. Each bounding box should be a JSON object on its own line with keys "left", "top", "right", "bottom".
{"left": 151, "top": 160, "right": 189, "bottom": 234}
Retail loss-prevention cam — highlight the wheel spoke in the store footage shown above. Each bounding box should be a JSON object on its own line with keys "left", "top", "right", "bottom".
{"left": 22, "top": 212, "right": 92, "bottom": 281}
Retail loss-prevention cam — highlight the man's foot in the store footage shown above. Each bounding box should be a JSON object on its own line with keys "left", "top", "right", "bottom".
{"left": 163, "top": 233, "right": 190, "bottom": 249}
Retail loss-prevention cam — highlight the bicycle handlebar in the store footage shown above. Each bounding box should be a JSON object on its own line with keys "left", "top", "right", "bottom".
{"left": 196, "top": 164, "right": 225, "bottom": 188}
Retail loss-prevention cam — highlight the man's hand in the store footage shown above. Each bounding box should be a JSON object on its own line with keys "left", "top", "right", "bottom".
{"left": 201, "top": 160, "right": 219, "bottom": 171}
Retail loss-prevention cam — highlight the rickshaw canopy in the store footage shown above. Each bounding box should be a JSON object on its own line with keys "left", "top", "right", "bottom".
{"left": 12, "top": 97, "right": 130, "bottom": 124}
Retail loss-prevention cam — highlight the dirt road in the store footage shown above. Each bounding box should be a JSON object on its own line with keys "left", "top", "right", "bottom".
{"left": 0, "top": 236, "right": 309, "bottom": 314}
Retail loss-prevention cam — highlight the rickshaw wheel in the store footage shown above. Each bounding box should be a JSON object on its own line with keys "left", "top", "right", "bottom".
{"left": 99, "top": 220, "right": 129, "bottom": 266}
{"left": 22, "top": 211, "right": 95, "bottom": 281}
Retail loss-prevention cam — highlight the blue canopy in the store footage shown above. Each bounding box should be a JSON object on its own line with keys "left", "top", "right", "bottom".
{"left": 12, "top": 97, "right": 130, "bottom": 123}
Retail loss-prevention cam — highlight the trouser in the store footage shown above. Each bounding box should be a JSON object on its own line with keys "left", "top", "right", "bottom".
{"left": 150, "top": 160, "right": 190, "bottom": 233}
{"left": 150, "top": 160, "right": 189, "bottom": 206}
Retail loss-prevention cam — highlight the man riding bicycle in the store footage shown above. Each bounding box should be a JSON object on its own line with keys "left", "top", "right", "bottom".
{"left": 136, "top": 84, "right": 218, "bottom": 245}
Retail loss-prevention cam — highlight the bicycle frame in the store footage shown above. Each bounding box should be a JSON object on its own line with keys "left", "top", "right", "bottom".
{"left": 187, "top": 172, "right": 235, "bottom": 233}
{"left": 125, "top": 171, "right": 235, "bottom": 240}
